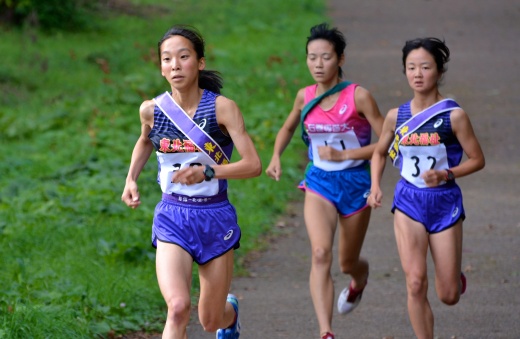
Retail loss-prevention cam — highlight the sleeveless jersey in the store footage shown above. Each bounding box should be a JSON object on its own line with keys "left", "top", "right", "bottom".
{"left": 395, "top": 101, "right": 463, "bottom": 188}
{"left": 303, "top": 83, "right": 371, "bottom": 171}
{"left": 148, "top": 90, "right": 233, "bottom": 196}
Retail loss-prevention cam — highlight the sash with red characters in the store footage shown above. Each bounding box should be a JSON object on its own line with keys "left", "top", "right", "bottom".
{"left": 154, "top": 92, "right": 231, "bottom": 165}
{"left": 389, "top": 99, "right": 460, "bottom": 167}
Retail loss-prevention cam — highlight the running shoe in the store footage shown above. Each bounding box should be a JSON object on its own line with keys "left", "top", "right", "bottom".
{"left": 337, "top": 280, "right": 367, "bottom": 315}
{"left": 216, "top": 294, "right": 240, "bottom": 339}
{"left": 321, "top": 332, "right": 335, "bottom": 339}
{"left": 460, "top": 272, "right": 467, "bottom": 295}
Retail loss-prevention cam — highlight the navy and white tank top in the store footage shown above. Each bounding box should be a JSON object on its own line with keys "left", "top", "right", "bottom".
{"left": 148, "top": 90, "right": 233, "bottom": 196}
{"left": 395, "top": 101, "right": 463, "bottom": 188}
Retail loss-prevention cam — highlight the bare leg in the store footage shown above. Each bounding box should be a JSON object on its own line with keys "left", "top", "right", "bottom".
{"left": 394, "top": 210, "right": 433, "bottom": 339}
{"left": 430, "top": 219, "right": 463, "bottom": 305}
{"left": 156, "top": 241, "right": 193, "bottom": 339}
{"left": 337, "top": 207, "right": 371, "bottom": 289}
{"left": 198, "top": 249, "right": 235, "bottom": 332}
{"left": 304, "top": 192, "right": 338, "bottom": 337}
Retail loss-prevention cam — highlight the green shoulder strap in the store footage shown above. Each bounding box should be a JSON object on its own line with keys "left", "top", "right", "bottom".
{"left": 300, "top": 81, "right": 352, "bottom": 145}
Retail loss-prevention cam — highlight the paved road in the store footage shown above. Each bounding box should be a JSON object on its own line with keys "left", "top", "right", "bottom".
{"left": 183, "top": 1, "right": 520, "bottom": 338}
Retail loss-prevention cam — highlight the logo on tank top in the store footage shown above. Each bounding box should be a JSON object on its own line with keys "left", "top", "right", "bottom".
{"left": 224, "top": 230, "right": 234, "bottom": 240}
{"left": 433, "top": 118, "right": 443, "bottom": 128}
{"left": 199, "top": 119, "right": 207, "bottom": 129}
{"left": 452, "top": 207, "right": 459, "bottom": 218}
{"left": 339, "top": 104, "right": 348, "bottom": 115}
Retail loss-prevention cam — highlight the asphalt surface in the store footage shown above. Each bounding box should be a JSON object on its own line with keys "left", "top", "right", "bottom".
{"left": 179, "top": 1, "right": 520, "bottom": 338}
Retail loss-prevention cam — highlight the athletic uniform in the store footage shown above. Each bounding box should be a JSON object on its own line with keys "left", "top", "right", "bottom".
{"left": 391, "top": 100, "right": 465, "bottom": 233}
{"left": 299, "top": 83, "right": 372, "bottom": 217}
{"left": 148, "top": 90, "right": 241, "bottom": 264}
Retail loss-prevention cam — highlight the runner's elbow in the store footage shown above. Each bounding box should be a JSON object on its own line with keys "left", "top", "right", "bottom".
{"left": 250, "top": 158, "right": 263, "bottom": 177}
{"left": 478, "top": 155, "right": 486, "bottom": 170}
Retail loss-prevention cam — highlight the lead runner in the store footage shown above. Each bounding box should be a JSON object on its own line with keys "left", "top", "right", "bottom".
{"left": 121, "top": 24, "right": 261, "bottom": 339}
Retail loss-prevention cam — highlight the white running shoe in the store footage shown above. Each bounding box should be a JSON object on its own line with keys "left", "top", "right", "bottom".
{"left": 337, "top": 281, "right": 366, "bottom": 315}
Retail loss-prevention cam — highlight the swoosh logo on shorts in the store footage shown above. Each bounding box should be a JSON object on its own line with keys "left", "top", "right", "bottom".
{"left": 363, "top": 191, "right": 370, "bottom": 199}
{"left": 452, "top": 207, "right": 459, "bottom": 218}
{"left": 224, "top": 230, "right": 233, "bottom": 240}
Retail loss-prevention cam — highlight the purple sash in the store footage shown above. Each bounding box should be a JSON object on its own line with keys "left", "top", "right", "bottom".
{"left": 154, "top": 92, "right": 231, "bottom": 165}
{"left": 388, "top": 99, "right": 460, "bottom": 166}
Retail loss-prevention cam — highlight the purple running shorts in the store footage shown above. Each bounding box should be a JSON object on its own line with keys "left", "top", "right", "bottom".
{"left": 152, "top": 192, "right": 241, "bottom": 264}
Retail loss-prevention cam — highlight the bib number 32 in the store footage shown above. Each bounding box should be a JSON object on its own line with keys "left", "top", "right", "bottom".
{"left": 400, "top": 145, "right": 448, "bottom": 188}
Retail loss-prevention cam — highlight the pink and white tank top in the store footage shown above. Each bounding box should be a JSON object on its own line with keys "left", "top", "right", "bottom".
{"left": 303, "top": 83, "right": 371, "bottom": 171}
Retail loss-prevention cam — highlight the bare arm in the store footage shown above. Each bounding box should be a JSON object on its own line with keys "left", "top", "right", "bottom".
{"left": 265, "top": 88, "right": 305, "bottom": 181}
{"left": 367, "top": 108, "right": 398, "bottom": 208}
{"left": 421, "top": 108, "right": 485, "bottom": 186}
{"left": 450, "top": 108, "right": 485, "bottom": 176}
{"left": 213, "top": 96, "right": 262, "bottom": 179}
{"left": 317, "top": 86, "right": 385, "bottom": 162}
{"left": 121, "top": 100, "right": 155, "bottom": 209}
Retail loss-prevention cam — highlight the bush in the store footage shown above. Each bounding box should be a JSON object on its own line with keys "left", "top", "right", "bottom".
{"left": 0, "top": 0, "right": 100, "bottom": 31}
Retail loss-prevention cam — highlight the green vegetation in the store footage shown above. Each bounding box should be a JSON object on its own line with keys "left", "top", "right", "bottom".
{"left": 0, "top": 0, "right": 100, "bottom": 31}
{"left": 0, "top": 0, "right": 327, "bottom": 336}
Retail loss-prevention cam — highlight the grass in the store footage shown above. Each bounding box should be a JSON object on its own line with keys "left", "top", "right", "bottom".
{"left": 0, "top": 0, "right": 327, "bottom": 336}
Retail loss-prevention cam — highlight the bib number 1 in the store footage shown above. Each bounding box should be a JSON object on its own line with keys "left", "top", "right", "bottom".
{"left": 310, "top": 131, "right": 363, "bottom": 171}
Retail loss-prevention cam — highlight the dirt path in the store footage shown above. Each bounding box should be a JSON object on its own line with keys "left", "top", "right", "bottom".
{"left": 160, "top": 1, "right": 520, "bottom": 338}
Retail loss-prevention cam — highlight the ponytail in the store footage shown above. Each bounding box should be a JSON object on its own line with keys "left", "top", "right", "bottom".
{"left": 199, "top": 69, "right": 223, "bottom": 94}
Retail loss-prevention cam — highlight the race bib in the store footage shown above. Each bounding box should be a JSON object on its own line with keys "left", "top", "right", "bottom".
{"left": 310, "top": 131, "right": 363, "bottom": 171}
{"left": 400, "top": 145, "right": 448, "bottom": 188}
{"left": 157, "top": 152, "right": 219, "bottom": 196}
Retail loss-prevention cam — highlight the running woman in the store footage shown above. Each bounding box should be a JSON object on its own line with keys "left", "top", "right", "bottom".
{"left": 368, "top": 37, "right": 485, "bottom": 339}
{"left": 266, "top": 23, "right": 384, "bottom": 339}
{"left": 121, "top": 25, "right": 261, "bottom": 339}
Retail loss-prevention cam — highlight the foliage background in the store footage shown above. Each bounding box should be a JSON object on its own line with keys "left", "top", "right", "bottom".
{"left": 0, "top": 0, "right": 326, "bottom": 336}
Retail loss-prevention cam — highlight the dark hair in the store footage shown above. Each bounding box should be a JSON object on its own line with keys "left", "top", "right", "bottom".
{"left": 402, "top": 37, "right": 450, "bottom": 75}
{"left": 306, "top": 22, "right": 347, "bottom": 78}
{"left": 158, "top": 24, "right": 223, "bottom": 94}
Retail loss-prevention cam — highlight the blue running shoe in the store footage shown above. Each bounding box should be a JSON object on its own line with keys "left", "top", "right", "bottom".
{"left": 216, "top": 294, "right": 240, "bottom": 339}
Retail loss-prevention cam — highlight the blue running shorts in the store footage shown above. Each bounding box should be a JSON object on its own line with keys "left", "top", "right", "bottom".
{"left": 299, "top": 163, "right": 371, "bottom": 217}
{"left": 152, "top": 192, "right": 241, "bottom": 265}
{"left": 392, "top": 179, "right": 465, "bottom": 234}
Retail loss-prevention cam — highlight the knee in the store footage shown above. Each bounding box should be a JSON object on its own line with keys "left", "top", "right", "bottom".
{"left": 438, "top": 287, "right": 460, "bottom": 306}
{"left": 201, "top": 320, "right": 219, "bottom": 333}
{"left": 440, "top": 294, "right": 460, "bottom": 306}
{"left": 199, "top": 304, "right": 228, "bottom": 333}
{"left": 406, "top": 276, "right": 428, "bottom": 299}
{"left": 199, "top": 313, "right": 225, "bottom": 333}
{"left": 165, "top": 296, "right": 191, "bottom": 325}
{"left": 311, "top": 246, "right": 332, "bottom": 267}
